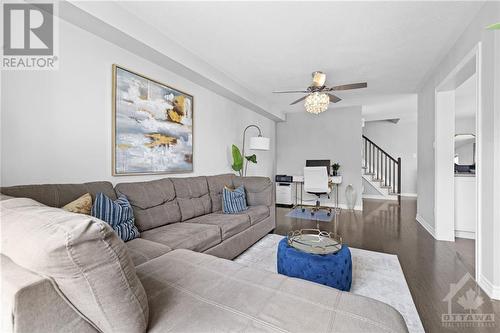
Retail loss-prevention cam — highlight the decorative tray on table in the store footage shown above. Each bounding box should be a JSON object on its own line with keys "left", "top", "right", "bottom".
{"left": 287, "top": 229, "right": 342, "bottom": 255}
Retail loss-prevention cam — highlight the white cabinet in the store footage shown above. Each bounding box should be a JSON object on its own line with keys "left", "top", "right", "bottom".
{"left": 276, "top": 183, "right": 293, "bottom": 206}
{"left": 454, "top": 176, "right": 476, "bottom": 239}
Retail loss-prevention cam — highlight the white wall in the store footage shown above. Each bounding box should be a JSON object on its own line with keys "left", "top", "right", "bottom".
{"left": 363, "top": 119, "right": 418, "bottom": 195}
{"left": 417, "top": 2, "right": 500, "bottom": 297}
{"left": 276, "top": 107, "right": 362, "bottom": 209}
{"left": 455, "top": 116, "right": 476, "bottom": 134}
{"left": 1, "top": 19, "right": 276, "bottom": 186}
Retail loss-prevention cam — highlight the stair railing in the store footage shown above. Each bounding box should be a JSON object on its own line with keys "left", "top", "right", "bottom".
{"left": 362, "top": 135, "right": 401, "bottom": 204}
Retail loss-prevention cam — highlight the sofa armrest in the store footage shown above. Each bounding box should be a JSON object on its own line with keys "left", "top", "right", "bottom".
{"left": 1, "top": 255, "right": 97, "bottom": 333}
{"left": 232, "top": 176, "right": 274, "bottom": 207}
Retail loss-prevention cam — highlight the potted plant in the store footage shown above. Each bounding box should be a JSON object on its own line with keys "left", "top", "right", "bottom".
{"left": 231, "top": 144, "right": 257, "bottom": 176}
{"left": 331, "top": 163, "right": 340, "bottom": 176}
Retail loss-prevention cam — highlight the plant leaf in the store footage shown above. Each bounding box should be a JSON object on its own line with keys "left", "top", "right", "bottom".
{"left": 231, "top": 144, "right": 243, "bottom": 172}
{"left": 245, "top": 154, "right": 257, "bottom": 163}
{"left": 486, "top": 22, "right": 500, "bottom": 30}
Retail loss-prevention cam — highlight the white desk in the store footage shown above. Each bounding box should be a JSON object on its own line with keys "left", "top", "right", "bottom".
{"left": 292, "top": 176, "right": 342, "bottom": 184}
{"left": 291, "top": 175, "right": 342, "bottom": 211}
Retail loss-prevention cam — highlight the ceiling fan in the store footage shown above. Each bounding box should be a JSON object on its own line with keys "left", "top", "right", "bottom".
{"left": 273, "top": 71, "right": 367, "bottom": 114}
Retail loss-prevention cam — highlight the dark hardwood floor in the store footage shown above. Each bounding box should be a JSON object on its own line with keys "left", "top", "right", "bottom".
{"left": 274, "top": 198, "right": 499, "bottom": 333}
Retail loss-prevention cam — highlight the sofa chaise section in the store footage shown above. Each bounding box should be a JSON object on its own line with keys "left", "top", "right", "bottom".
{"left": 138, "top": 249, "right": 409, "bottom": 333}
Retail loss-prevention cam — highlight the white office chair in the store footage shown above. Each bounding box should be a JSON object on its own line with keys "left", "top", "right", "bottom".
{"left": 303, "top": 166, "right": 332, "bottom": 216}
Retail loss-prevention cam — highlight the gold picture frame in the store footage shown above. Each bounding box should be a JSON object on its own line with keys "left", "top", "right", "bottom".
{"left": 112, "top": 64, "right": 194, "bottom": 176}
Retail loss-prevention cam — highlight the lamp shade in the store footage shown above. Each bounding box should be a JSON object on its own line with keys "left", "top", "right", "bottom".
{"left": 249, "top": 136, "right": 270, "bottom": 151}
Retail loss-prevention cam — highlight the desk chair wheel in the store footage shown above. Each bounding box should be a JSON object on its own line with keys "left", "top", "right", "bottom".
{"left": 301, "top": 208, "right": 305, "bottom": 213}
{"left": 327, "top": 212, "right": 331, "bottom": 216}
{"left": 311, "top": 211, "right": 315, "bottom": 216}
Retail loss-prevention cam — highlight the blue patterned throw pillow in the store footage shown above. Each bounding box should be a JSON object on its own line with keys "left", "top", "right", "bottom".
{"left": 223, "top": 185, "right": 247, "bottom": 214}
{"left": 91, "top": 193, "right": 140, "bottom": 242}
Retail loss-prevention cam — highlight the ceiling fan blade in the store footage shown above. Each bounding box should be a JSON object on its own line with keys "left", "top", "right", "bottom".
{"left": 272, "top": 90, "right": 308, "bottom": 94}
{"left": 290, "top": 95, "right": 308, "bottom": 105}
{"left": 328, "top": 94, "right": 342, "bottom": 103}
{"left": 328, "top": 82, "right": 367, "bottom": 91}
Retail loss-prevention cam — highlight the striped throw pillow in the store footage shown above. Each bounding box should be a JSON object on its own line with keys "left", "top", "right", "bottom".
{"left": 222, "top": 185, "right": 247, "bottom": 214}
{"left": 91, "top": 193, "right": 140, "bottom": 242}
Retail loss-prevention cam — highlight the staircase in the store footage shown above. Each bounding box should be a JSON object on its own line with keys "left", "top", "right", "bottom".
{"left": 362, "top": 135, "right": 401, "bottom": 204}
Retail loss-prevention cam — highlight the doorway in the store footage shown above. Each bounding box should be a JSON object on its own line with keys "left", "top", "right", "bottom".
{"left": 434, "top": 43, "right": 481, "bottom": 280}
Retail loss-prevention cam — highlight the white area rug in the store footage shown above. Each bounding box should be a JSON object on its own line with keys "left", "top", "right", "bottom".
{"left": 234, "top": 234, "right": 424, "bottom": 333}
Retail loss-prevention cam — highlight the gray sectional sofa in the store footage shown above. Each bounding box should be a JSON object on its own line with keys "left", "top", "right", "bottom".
{"left": 0, "top": 174, "right": 408, "bottom": 333}
{"left": 1, "top": 174, "right": 275, "bottom": 265}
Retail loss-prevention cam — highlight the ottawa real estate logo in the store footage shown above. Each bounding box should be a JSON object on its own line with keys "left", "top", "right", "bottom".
{"left": 2, "top": 2, "right": 59, "bottom": 70}
{"left": 442, "top": 273, "right": 495, "bottom": 328}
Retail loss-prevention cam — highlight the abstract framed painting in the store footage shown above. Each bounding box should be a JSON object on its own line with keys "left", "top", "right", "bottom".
{"left": 112, "top": 65, "right": 193, "bottom": 175}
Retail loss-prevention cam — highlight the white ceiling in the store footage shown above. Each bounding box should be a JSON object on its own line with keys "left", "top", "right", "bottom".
{"left": 118, "top": 1, "right": 484, "bottom": 114}
{"left": 361, "top": 93, "right": 417, "bottom": 121}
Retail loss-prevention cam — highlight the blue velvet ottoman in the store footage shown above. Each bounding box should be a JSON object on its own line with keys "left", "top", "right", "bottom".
{"left": 277, "top": 237, "right": 352, "bottom": 291}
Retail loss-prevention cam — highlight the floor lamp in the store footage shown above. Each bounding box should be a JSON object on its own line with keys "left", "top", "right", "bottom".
{"left": 242, "top": 125, "right": 270, "bottom": 176}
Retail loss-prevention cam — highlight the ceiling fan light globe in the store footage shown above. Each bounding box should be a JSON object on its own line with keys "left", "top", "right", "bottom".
{"left": 304, "top": 92, "right": 329, "bottom": 114}
{"left": 312, "top": 71, "right": 327, "bottom": 87}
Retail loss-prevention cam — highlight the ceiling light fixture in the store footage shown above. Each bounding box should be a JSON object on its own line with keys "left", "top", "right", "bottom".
{"left": 311, "top": 71, "right": 327, "bottom": 87}
{"left": 304, "top": 92, "right": 329, "bottom": 114}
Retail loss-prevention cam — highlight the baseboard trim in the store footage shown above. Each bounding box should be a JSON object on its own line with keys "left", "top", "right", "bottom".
{"left": 455, "top": 230, "right": 475, "bottom": 239}
{"left": 416, "top": 213, "right": 437, "bottom": 239}
{"left": 401, "top": 193, "right": 418, "bottom": 197}
{"left": 362, "top": 194, "right": 398, "bottom": 201}
{"left": 337, "top": 203, "right": 363, "bottom": 211}
{"left": 479, "top": 274, "right": 500, "bottom": 300}
{"left": 298, "top": 201, "right": 363, "bottom": 211}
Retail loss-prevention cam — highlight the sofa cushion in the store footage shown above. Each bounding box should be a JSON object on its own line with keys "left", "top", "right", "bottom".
{"left": 242, "top": 205, "right": 270, "bottom": 225}
{"left": 233, "top": 176, "right": 273, "bottom": 206}
{"left": 207, "top": 173, "right": 235, "bottom": 212}
{"left": 0, "top": 198, "right": 149, "bottom": 333}
{"left": 136, "top": 249, "right": 408, "bottom": 333}
{"left": 0, "top": 181, "right": 116, "bottom": 207}
{"left": 115, "top": 178, "right": 181, "bottom": 231}
{"left": 171, "top": 177, "right": 211, "bottom": 221}
{"left": 141, "top": 222, "right": 221, "bottom": 252}
{"left": 213, "top": 205, "right": 269, "bottom": 227}
{"left": 187, "top": 213, "right": 250, "bottom": 240}
{"left": 125, "top": 238, "right": 172, "bottom": 266}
